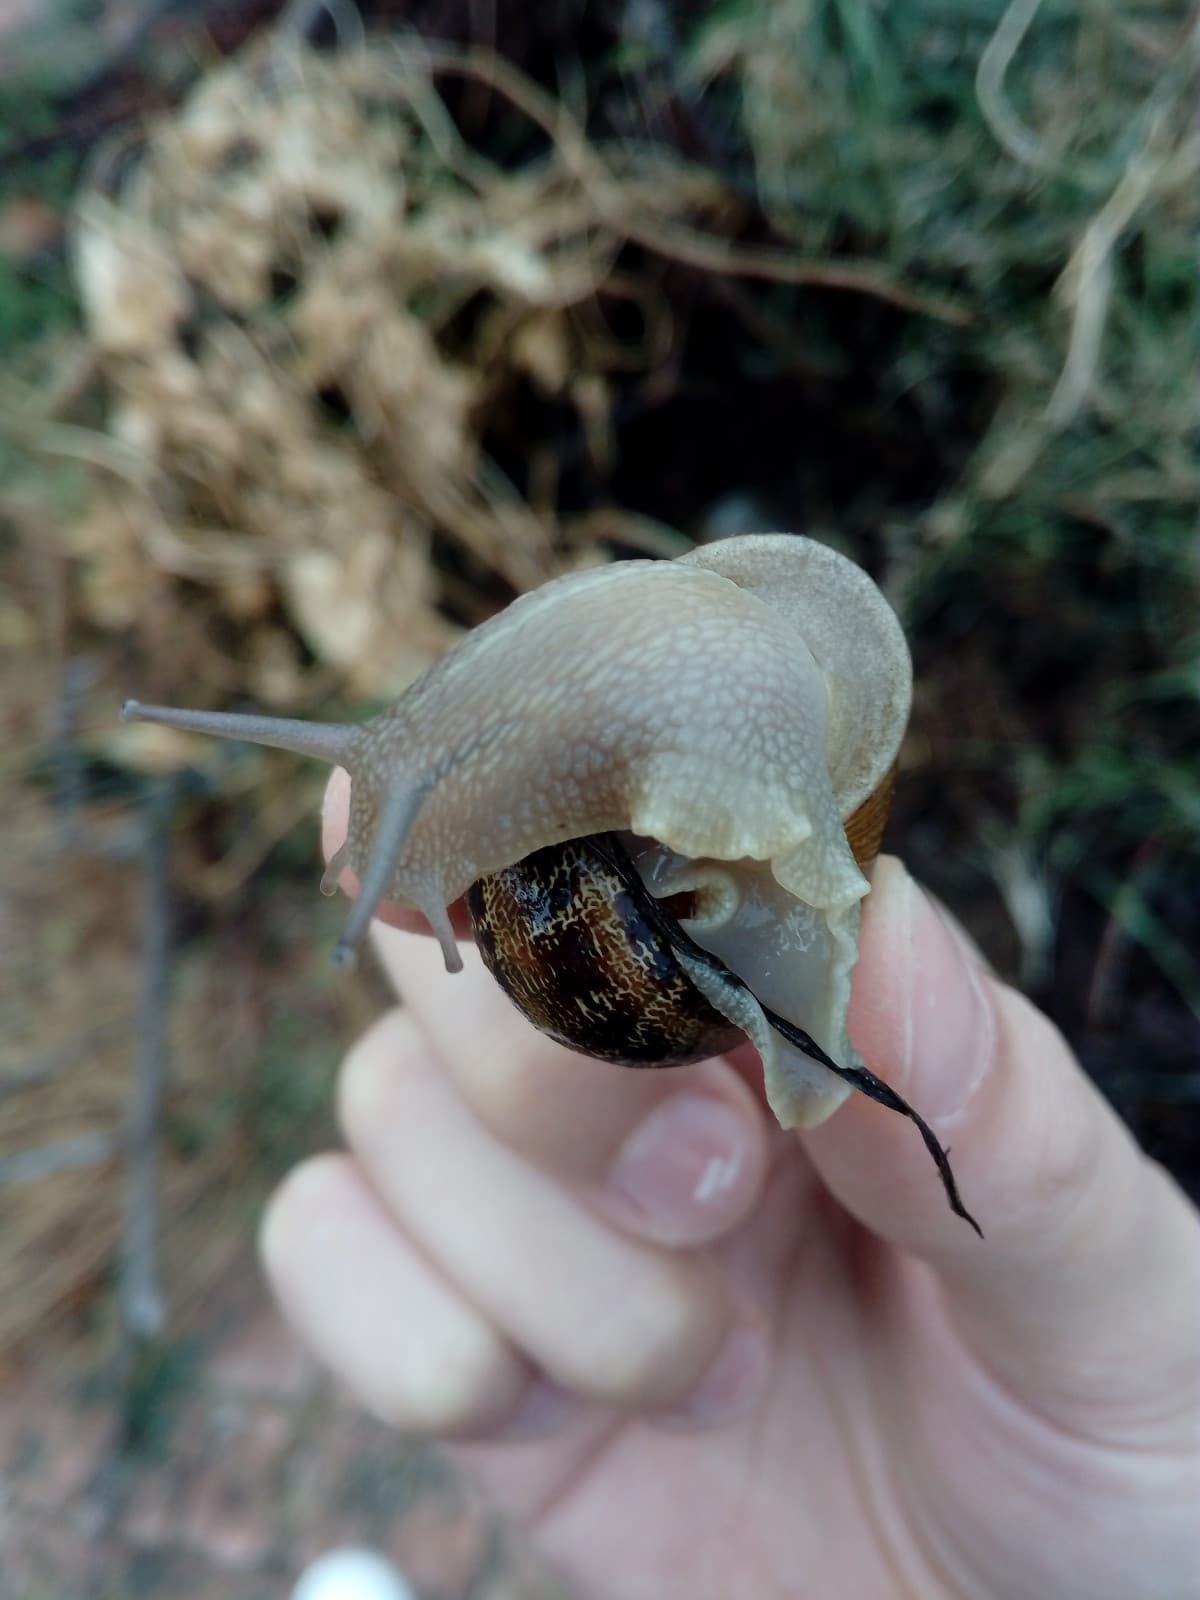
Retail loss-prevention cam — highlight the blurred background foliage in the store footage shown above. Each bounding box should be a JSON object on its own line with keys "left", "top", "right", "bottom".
{"left": 1, "top": 0, "right": 1197, "bottom": 1369}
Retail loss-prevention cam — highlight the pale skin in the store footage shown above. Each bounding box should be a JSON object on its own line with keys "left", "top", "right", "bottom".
{"left": 262, "top": 769, "right": 1200, "bottom": 1600}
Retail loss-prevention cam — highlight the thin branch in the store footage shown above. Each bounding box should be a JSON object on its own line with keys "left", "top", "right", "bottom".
{"left": 0, "top": 1133, "right": 119, "bottom": 1185}
{"left": 117, "top": 775, "right": 177, "bottom": 1340}
{"left": 976, "top": 0, "right": 1051, "bottom": 173}
{"left": 366, "top": 41, "right": 971, "bottom": 327}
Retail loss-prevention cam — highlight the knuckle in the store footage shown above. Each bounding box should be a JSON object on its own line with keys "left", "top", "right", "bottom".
{"left": 260, "top": 1152, "right": 348, "bottom": 1253}
{"left": 336, "top": 1007, "right": 422, "bottom": 1147}
{"left": 569, "top": 1272, "right": 719, "bottom": 1403}
{"left": 463, "top": 1014, "right": 574, "bottom": 1130}
{"left": 378, "top": 1320, "right": 520, "bottom": 1435}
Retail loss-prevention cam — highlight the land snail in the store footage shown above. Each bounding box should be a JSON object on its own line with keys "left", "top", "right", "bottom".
{"left": 123, "top": 534, "right": 981, "bottom": 1235}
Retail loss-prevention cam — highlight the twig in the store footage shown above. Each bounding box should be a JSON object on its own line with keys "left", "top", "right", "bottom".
{"left": 369, "top": 41, "right": 972, "bottom": 327}
{"left": 40, "top": 655, "right": 143, "bottom": 861}
{"left": 0, "top": 1133, "right": 119, "bottom": 1185}
{"left": 975, "top": 0, "right": 1051, "bottom": 173}
{"left": 1044, "top": 152, "right": 1161, "bottom": 430}
{"left": 117, "top": 774, "right": 177, "bottom": 1341}
{"left": 623, "top": 213, "right": 974, "bottom": 325}
{"left": 46, "top": 656, "right": 98, "bottom": 854}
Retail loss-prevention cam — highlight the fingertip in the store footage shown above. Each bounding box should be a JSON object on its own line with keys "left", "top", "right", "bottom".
{"left": 258, "top": 1150, "right": 355, "bottom": 1299}
{"left": 336, "top": 1007, "right": 423, "bottom": 1156}
{"left": 321, "top": 766, "right": 352, "bottom": 865}
{"left": 811, "top": 860, "right": 998, "bottom": 1250}
{"left": 319, "top": 767, "right": 472, "bottom": 944}
{"left": 601, "top": 1081, "right": 768, "bottom": 1247}
{"left": 816, "top": 861, "right": 1176, "bottom": 1288}
{"left": 846, "top": 855, "right": 918, "bottom": 1089}
{"left": 259, "top": 1149, "right": 528, "bottom": 1436}
{"left": 849, "top": 855, "right": 995, "bottom": 1121}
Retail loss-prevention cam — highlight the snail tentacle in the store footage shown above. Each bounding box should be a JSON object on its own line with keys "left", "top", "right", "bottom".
{"left": 332, "top": 775, "right": 460, "bottom": 971}
{"left": 121, "top": 700, "right": 360, "bottom": 768}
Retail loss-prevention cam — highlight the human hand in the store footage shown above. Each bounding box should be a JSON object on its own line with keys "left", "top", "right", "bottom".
{"left": 262, "top": 771, "right": 1200, "bottom": 1600}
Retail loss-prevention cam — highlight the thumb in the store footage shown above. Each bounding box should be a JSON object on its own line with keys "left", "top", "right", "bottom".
{"left": 804, "top": 856, "right": 1200, "bottom": 1438}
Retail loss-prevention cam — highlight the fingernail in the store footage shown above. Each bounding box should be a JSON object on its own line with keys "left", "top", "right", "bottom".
{"left": 909, "top": 882, "right": 995, "bottom": 1118}
{"left": 606, "top": 1095, "right": 751, "bottom": 1245}
{"left": 655, "top": 1322, "right": 769, "bottom": 1431}
{"left": 499, "top": 1377, "right": 582, "bottom": 1441}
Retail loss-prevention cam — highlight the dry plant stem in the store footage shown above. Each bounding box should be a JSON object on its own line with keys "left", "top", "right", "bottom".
{"left": 976, "top": 0, "right": 1052, "bottom": 173}
{"left": 979, "top": 0, "right": 1200, "bottom": 190}
{"left": 0, "top": 1133, "right": 119, "bottom": 1186}
{"left": 41, "top": 659, "right": 143, "bottom": 860}
{"left": 976, "top": 2, "right": 1200, "bottom": 483}
{"left": 118, "top": 775, "right": 176, "bottom": 1341}
{"left": 370, "top": 42, "right": 971, "bottom": 327}
{"left": 1045, "top": 153, "right": 1164, "bottom": 430}
{"left": 591, "top": 835, "right": 983, "bottom": 1237}
{"left": 47, "top": 657, "right": 98, "bottom": 854}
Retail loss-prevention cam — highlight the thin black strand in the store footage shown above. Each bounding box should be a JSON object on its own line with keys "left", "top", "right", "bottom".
{"left": 595, "top": 835, "right": 983, "bottom": 1238}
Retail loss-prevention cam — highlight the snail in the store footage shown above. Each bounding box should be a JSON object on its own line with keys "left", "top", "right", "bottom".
{"left": 122, "top": 533, "right": 981, "bottom": 1234}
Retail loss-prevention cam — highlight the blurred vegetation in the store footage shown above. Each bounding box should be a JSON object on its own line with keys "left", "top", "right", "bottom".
{"left": 1, "top": 0, "right": 1197, "bottom": 1371}
{"left": 685, "top": 0, "right": 1200, "bottom": 1099}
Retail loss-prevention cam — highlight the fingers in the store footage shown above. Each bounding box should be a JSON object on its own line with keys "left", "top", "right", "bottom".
{"left": 369, "top": 923, "right": 768, "bottom": 1244}
{"left": 342, "top": 1009, "right": 760, "bottom": 1408}
{"left": 260, "top": 1153, "right": 528, "bottom": 1434}
{"left": 303, "top": 769, "right": 773, "bottom": 1438}
{"left": 807, "top": 856, "right": 1200, "bottom": 1433}
{"left": 262, "top": 1006, "right": 769, "bottom": 1434}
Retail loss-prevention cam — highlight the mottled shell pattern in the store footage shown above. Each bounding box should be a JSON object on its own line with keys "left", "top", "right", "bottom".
{"left": 123, "top": 534, "right": 912, "bottom": 1133}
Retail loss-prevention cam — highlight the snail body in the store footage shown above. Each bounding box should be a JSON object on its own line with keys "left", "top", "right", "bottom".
{"left": 124, "top": 535, "right": 909, "bottom": 1131}
{"left": 121, "top": 534, "right": 980, "bottom": 1230}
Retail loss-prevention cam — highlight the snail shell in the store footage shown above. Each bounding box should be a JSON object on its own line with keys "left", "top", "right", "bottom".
{"left": 122, "top": 533, "right": 911, "bottom": 1133}
{"left": 466, "top": 834, "right": 745, "bottom": 1068}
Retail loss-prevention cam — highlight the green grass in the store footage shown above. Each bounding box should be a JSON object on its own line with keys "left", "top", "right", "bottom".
{"left": 677, "top": 1, "right": 1200, "bottom": 1011}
